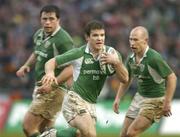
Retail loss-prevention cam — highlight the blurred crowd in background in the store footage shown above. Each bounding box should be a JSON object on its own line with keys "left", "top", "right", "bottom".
{"left": 0, "top": 0, "right": 179, "bottom": 100}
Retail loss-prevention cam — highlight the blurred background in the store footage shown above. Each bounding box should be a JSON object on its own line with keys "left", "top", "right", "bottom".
{"left": 0, "top": 0, "right": 179, "bottom": 137}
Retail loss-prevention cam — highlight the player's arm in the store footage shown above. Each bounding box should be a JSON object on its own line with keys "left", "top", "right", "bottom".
{"left": 113, "top": 59, "right": 128, "bottom": 83}
{"left": 113, "top": 77, "right": 133, "bottom": 114}
{"left": 16, "top": 53, "right": 37, "bottom": 77}
{"left": 163, "top": 72, "right": 177, "bottom": 117}
{"left": 37, "top": 64, "right": 73, "bottom": 93}
{"left": 41, "top": 48, "right": 82, "bottom": 85}
{"left": 150, "top": 55, "right": 177, "bottom": 117}
{"left": 41, "top": 58, "right": 58, "bottom": 85}
{"left": 56, "top": 65, "right": 73, "bottom": 84}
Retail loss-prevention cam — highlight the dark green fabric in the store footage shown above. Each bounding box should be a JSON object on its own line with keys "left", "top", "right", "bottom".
{"left": 30, "top": 132, "right": 40, "bottom": 137}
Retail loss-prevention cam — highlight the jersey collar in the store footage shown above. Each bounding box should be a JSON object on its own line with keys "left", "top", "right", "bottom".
{"left": 85, "top": 43, "right": 106, "bottom": 54}
{"left": 130, "top": 46, "right": 149, "bottom": 63}
{"left": 50, "top": 26, "right": 61, "bottom": 36}
{"left": 85, "top": 44, "right": 106, "bottom": 60}
{"left": 40, "top": 26, "right": 61, "bottom": 41}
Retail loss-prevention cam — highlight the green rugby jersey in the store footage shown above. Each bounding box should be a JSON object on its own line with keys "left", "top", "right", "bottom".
{"left": 33, "top": 27, "right": 74, "bottom": 82}
{"left": 55, "top": 45, "right": 122, "bottom": 103}
{"left": 126, "top": 47, "right": 173, "bottom": 97}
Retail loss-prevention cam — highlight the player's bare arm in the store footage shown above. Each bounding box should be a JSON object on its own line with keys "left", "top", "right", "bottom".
{"left": 41, "top": 58, "right": 58, "bottom": 85}
{"left": 16, "top": 53, "right": 37, "bottom": 77}
{"left": 37, "top": 65, "right": 73, "bottom": 93}
{"left": 163, "top": 72, "right": 177, "bottom": 117}
{"left": 56, "top": 65, "right": 73, "bottom": 84}
{"left": 113, "top": 78, "right": 133, "bottom": 114}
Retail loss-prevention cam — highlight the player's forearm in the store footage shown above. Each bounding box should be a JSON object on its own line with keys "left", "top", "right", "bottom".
{"left": 56, "top": 65, "right": 73, "bottom": 84}
{"left": 45, "top": 58, "right": 57, "bottom": 76}
{"left": 164, "top": 73, "right": 177, "bottom": 103}
{"left": 114, "top": 60, "right": 128, "bottom": 83}
{"left": 115, "top": 81, "right": 130, "bottom": 101}
{"left": 23, "top": 53, "right": 36, "bottom": 68}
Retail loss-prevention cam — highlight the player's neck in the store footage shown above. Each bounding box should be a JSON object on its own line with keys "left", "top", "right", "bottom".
{"left": 135, "top": 48, "right": 147, "bottom": 64}
{"left": 89, "top": 47, "right": 103, "bottom": 59}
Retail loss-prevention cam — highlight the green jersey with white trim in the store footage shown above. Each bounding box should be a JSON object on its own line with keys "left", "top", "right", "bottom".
{"left": 33, "top": 27, "right": 74, "bottom": 82}
{"left": 126, "top": 48, "right": 173, "bottom": 97}
{"left": 55, "top": 45, "right": 122, "bottom": 103}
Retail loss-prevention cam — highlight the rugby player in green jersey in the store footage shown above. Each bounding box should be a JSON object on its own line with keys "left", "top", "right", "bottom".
{"left": 39, "top": 20, "right": 128, "bottom": 137}
{"left": 16, "top": 5, "right": 79, "bottom": 137}
{"left": 113, "top": 26, "right": 177, "bottom": 137}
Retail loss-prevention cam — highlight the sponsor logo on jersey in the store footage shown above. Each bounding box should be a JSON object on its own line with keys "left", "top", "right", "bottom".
{"left": 84, "top": 58, "right": 94, "bottom": 64}
{"left": 83, "top": 70, "right": 103, "bottom": 75}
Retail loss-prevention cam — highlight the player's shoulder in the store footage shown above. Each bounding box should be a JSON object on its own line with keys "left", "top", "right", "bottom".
{"left": 105, "top": 45, "right": 120, "bottom": 55}
{"left": 78, "top": 45, "right": 87, "bottom": 52}
{"left": 147, "top": 48, "right": 163, "bottom": 61}
{"left": 55, "top": 28, "right": 73, "bottom": 43}
{"left": 105, "top": 45, "right": 115, "bottom": 51}
{"left": 68, "top": 45, "right": 86, "bottom": 55}
{"left": 56, "top": 28, "right": 72, "bottom": 38}
{"left": 33, "top": 28, "right": 43, "bottom": 38}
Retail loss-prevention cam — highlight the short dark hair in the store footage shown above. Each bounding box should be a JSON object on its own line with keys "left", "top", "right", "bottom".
{"left": 84, "top": 20, "right": 105, "bottom": 36}
{"left": 40, "top": 5, "right": 60, "bottom": 18}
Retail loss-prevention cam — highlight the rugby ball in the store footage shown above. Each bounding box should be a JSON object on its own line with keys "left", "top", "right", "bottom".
{"left": 99, "top": 48, "right": 116, "bottom": 75}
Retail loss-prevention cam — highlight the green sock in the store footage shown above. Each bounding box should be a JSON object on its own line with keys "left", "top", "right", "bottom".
{"left": 57, "top": 127, "right": 77, "bottom": 137}
{"left": 29, "top": 132, "right": 40, "bottom": 137}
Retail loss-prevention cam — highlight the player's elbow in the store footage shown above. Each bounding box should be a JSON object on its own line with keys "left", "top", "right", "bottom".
{"left": 123, "top": 75, "right": 129, "bottom": 84}
{"left": 45, "top": 58, "right": 57, "bottom": 70}
{"left": 168, "top": 72, "right": 177, "bottom": 83}
{"left": 119, "top": 74, "right": 129, "bottom": 84}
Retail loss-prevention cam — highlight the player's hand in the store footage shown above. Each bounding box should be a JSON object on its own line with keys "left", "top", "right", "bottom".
{"left": 113, "top": 98, "right": 120, "bottom": 114}
{"left": 100, "top": 51, "right": 119, "bottom": 66}
{"left": 41, "top": 73, "right": 58, "bottom": 85}
{"left": 162, "top": 100, "right": 172, "bottom": 117}
{"left": 36, "top": 83, "right": 52, "bottom": 94}
{"left": 16, "top": 65, "right": 30, "bottom": 77}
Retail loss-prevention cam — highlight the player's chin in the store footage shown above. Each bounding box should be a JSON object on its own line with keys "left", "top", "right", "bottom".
{"left": 44, "top": 28, "right": 53, "bottom": 33}
{"left": 96, "top": 44, "right": 104, "bottom": 50}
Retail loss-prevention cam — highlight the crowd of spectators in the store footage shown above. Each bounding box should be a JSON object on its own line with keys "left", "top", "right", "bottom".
{"left": 0, "top": 0, "right": 179, "bottom": 99}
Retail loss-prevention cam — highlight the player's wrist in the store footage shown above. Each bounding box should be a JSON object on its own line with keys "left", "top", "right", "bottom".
{"left": 113, "top": 60, "right": 121, "bottom": 68}
{"left": 115, "top": 95, "right": 121, "bottom": 101}
{"left": 45, "top": 71, "right": 55, "bottom": 76}
{"left": 23, "top": 64, "right": 31, "bottom": 68}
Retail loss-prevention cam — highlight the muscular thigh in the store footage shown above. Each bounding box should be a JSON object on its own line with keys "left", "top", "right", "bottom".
{"left": 70, "top": 113, "right": 96, "bottom": 132}
{"left": 120, "top": 117, "right": 134, "bottom": 137}
{"left": 128, "top": 115, "right": 152, "bottom": 135}
{"left": 29, "top": 87, "right": 65, "bottom": 121}
{"left": 23, "top": 111, "right": 44, "bottom": 129}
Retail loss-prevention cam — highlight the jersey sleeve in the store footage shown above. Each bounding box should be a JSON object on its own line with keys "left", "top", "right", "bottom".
{"left": 58, "top": 38, "right": 74, "bottom": 53}
{"left": 56, "top": 30, "right": 74, "bottom": 54}
{"left": 149, "top": 55, "right": 173, "bottom": 78}
{"left": 32, "top": 29, "right": 42, "bottom": 53}
{"left": 55, "top": 48, "right": 83, "bottom": 66}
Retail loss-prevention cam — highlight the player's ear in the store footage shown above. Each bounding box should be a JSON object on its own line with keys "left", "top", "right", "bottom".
{"left": 85, "top": 34, "right": 89, "bottom": 42}
{"left": 58, "top": 18, "right": 60, "bottom": 23}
